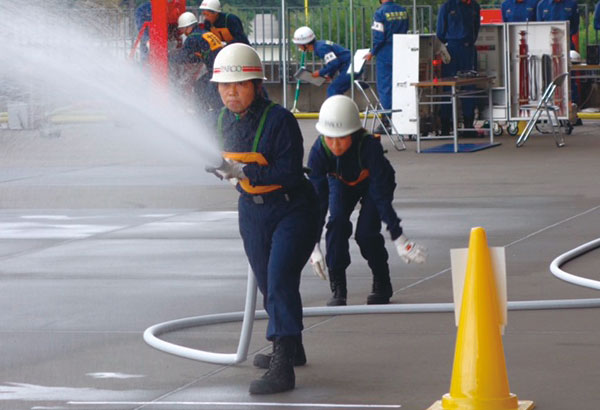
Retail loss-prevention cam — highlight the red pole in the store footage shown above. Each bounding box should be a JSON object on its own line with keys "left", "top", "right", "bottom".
{"left": 518, "top": 31, "right": 529, "bottom": 107}
{"left": 149, "top": 0, "right": 169, "bottom": 88}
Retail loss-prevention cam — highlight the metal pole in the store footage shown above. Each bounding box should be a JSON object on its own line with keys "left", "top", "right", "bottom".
{"left": 413, "top": 0, "right": 417, "bottom": 33}
{"left": 281, "top": 0, "right": 287, "bottom": 108}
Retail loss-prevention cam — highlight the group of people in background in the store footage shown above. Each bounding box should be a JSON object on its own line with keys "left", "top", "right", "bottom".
{"left": 135, "top": 0, "right": 249, "bottom": 113}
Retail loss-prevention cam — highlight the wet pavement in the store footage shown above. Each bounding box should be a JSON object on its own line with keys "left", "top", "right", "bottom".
{"left": 0, "top": 120, "right": 599, "bottom": 410}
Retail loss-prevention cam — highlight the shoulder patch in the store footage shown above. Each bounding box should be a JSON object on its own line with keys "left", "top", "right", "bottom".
{"left": 372, "top": 21, "right": 384, "bottom": 32}
{"left": 324, "top": 51, "right": 337, "bottom": 64}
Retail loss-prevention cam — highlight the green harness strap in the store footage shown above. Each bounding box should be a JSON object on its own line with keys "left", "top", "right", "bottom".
{"left": 319, "top": 130, "right": 367, "bottom": 169}
{"left": 217, "top": 102, "right": 276, "bottom": 152}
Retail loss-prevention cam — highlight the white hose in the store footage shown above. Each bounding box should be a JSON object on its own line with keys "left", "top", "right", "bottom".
{"left": 144, "top": 239, "right": 600, "bottom": 365}
{"left": 143, "top": 264, "right": 257, "bottom": 365}
{"left": 550, "top": 238, "right": 600, "bottom": 290}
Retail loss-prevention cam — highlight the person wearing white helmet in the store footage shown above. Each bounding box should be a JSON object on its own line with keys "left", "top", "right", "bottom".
{"left": 292, "top": 26, "right": 360, "bottom": 97}
{"left": 307, "top": 95, "right": 427, "bottom": 306}
{"left": 199, "top": 0, "right": 249, "bottom": 45}
{"left": 171, "top": 11, "right": 224, "bottom": 112}
{"left": 206, "top": 43, "right": 319, "bottom": 395}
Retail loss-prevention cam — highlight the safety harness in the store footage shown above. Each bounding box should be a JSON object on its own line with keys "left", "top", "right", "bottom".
{"left": 319, "top": 131, "right": 370, "bottom": 186}
{"left": 210, "top": 13, "right": 234, "bottom": 43}
{"left": 217, "top": 102, "right": 283, "bottom": 194}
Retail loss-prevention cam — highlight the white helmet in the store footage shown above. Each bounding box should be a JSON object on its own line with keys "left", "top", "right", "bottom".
{"left": 177, "top": 12, "right": 198, "bottom": 29}
{"left": 199, "top": 0, "right": 222, "bottom": 13}
{"left": 570, "top": 50, "right": 582, "bottom": 64}
{"left": 211, "top": 43, "right": 267, "bottom": 83}
{"left": 293, "top": 26, "right": 316, "bottom": 45}
{"left": 316, "top": 95, "right": 363, "bottom": 137}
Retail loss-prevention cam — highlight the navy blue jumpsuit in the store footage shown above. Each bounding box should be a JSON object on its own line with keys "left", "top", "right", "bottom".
{"left": 370, "top": 1, "right": 409, "bottom": 110}
{"left": 537, "top": 0, "right": 579, "bottom": 41}
{"left": 436, "top": 0, "right": 481, "bottom": 123}
{"left": 313, "top": 40, "right": 354, "bottom": 97}
{"left": 501, "top": 0, "right": 538, "bottom": 22}
{"left": 173, "top": 25, "right": 224, "bottom": 112}
{"left": 204, "top": 12, "right": 250, "bottom": 45}
{"left": 218, "top": 96, "right": 319, "bottom": 341}
{"left": 307, "top": 131, "right": 403, "bottom": 292}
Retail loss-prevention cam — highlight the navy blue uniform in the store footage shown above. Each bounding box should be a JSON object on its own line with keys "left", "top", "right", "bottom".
{"left": 437, "top": 0, "right": 481, "bottom": 123}
{"left": 370, "top": 1, "right": 409, "bottom": 109}
{"left": 173, "top": 26, "right": 223, "bottom": 112}
{"left": 219, "top": 97, "right": 319, "bottom": 341}
{"left": 307, "top": 131, "right": 402, "bottom": 292}
{"left": 502, "top": 0, "right": 538, "bottom": 22}
{"left": 204, "top": 12, "right": 249, "bottom": 45}
{"left": 537, "top": 0, "right": 579, "bottom": 38}
{"left": 595, "top": 1, "right": 600, "bottom": 30}
{"left": 313, "top": 40, "right": 355, "bottom": 97}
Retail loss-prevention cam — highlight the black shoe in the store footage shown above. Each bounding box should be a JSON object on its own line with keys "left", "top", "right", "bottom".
{"left": 326, "top": 287, "right": 347, "bottom": 306}
{"left": 460, "top": 117, "right": 480, "bottom": 138}
{"left": 440, "top": 120, "right": 452, "bottom": 136}
{"left": 326, "top": 280, "right": 347, "bottom": 306}
{"left": 373, "top": 124, "right": 389, "bottom": 135}
{"left": 253, "top": 338, "right": 307, "bottom": 369}
{"left": 366, "top": 281, "right": 393, "bottom": 305}
{"left": 249, "top": 337, "right": 296, "bottom": 395}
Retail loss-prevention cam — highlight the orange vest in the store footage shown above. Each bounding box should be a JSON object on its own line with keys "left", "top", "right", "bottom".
{"left": 218, "top": 103, "right": 283, "bottom": 194}
{"left": 320, "top": 133, "right": 370, "bottom": 186}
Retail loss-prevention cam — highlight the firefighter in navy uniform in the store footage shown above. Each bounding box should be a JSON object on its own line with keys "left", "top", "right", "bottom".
{"left": 292, "top": 26, "right": 358, "bottom": 97}
{"left": 307, "top": 95, "right": 427, "bottom": 307}
{"left": 501, "top": 0, "right": 539, "bottom": 22}
{"left": 206, "top": 43, "right": 319, "bottom": 395}
{"left": 537, "top": 0, "right": 579, "bottom": 48}
{"left": 436, "top": 0, "right": 481, "bottom": 137}
{"left": 199, "top": 0, "right": 250, "bottom": 45}
{"left": 172, "top": 12, "right": 224, "bottom": 113}
{"left": 364, "top": 0, "right": 409, "bottom": 134}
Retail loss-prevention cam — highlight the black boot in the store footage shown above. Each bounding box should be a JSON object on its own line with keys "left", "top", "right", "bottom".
{"left": 461, "top": 117, "right": 479, "bottom": 138}
{"left": 373, "top": 116, "right": 390, "bottom": 135}
{"left": 253, "top": 336, "right": 307, "bottom": 369}
{"left": 366, "top": 280, "right": 393, "bottom": 305}
{"left": 327, "top": 279, "right": 347, "bottom": 306}
{"left": 249, "top": 337, "right": 296, "bottom": 395}
{"left": 440, "top": 119, "right": 452, "bottom": 136}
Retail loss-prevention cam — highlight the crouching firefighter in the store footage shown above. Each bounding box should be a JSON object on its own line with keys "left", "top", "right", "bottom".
{"left": 172, "top": 11, "right": 224, "bottom": 113}
{"left": 206, "top": 43, "right": 320, "bottom": 394}
{"left": 307, "top": 95, "right": 427, "bottom": 306}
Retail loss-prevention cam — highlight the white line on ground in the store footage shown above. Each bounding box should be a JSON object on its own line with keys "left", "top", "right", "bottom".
{"left": 68, "top": 402, "right": 401, "bottom": 408}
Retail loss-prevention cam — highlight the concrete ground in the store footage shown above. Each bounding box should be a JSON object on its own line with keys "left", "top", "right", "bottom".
{"left": 0, "top": 118, "right": 599, "bottom": 410}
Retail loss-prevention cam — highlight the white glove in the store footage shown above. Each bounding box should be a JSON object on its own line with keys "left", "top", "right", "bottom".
{"left": 439, "top": 42, "right": 451, "bottom": 64}
{"left": 309, "top": 243, "right": 328, "bottom": 280}
{"left": 218, "top": 158, "right": 246, "bottom": 180}
{"left": 394, "top": 234, "right": 427, "bottom": 264}
{"left": 205, "top": 158, "right": 246, "bottom": 181}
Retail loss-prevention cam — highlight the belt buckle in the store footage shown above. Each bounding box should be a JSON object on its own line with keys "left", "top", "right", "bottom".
{"left": 252, "top": 195, "right": 264, "bottom": 204}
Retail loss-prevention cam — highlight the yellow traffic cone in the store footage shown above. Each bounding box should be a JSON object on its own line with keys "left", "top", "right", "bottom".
{"left": 429, "top": 227, "right": 534, "bottom": 410}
